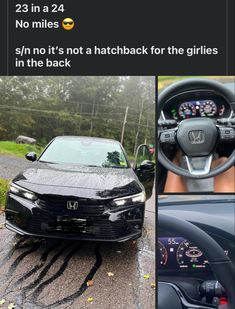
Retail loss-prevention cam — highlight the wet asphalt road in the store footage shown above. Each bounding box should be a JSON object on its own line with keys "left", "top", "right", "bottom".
{"left": 0, "top": 155, "right": 29, "bottom": 180}
{"left": 0, "top": 156, "right": 156, "bottom": 309}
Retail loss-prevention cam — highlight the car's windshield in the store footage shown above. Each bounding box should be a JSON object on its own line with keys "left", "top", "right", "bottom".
{"left": 39, "top": 138, "right": 129, "bottom": 168}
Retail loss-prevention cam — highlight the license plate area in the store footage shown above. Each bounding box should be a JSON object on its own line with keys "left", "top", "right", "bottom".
{"left": 52, "top": 216, "right": 88, "bottom": 232}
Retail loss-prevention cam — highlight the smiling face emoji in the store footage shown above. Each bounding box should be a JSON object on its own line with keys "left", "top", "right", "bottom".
{"left": 62, "top": 18, "right": 75, "bottom": 30}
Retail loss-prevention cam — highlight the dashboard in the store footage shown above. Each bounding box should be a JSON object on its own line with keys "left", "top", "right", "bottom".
{"left": 158, "top": 195, "right": 235, "bottom": 277}
{"left": 157, "top": 196, "right": 235, "bottom": 308}
{"left": 162, "top": 90, "right": 232, "bottom": 121}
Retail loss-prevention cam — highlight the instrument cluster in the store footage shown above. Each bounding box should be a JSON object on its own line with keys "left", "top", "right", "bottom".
{"left": 178, "top": 99, "right": 220, "bottom": 118}
{"left": 162, "top": 92, "right": 232, "bottom": 121}
{"left": 170, "top": 99, "right": 226, "bottom": 120}
{"left": 158, "top": 237, "right": 229, "bottom": 272}
{"left": 158, "top": 237, "right": 208, "bottom": 271}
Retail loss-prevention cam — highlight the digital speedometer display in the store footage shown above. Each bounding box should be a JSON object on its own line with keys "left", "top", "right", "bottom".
{"left": 158, "top": 237, "right": 229, "bottom": 271}
{"left": 176, "top": 240, "right": 207, "bottom": 269}
{"left": 158, "top": 237, "right": 209, "bottom": 270}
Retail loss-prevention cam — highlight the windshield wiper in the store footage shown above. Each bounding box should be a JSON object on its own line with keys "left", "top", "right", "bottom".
{"left": 104, "top": 165, "right": 127, "bottom": 169}
{"left": 39, "top": 160, "right": 57, "bottom": 164}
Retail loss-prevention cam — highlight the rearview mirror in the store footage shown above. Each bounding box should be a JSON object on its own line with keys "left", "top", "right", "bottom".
{"left": 25, "top": 152, "right": 37, "bottom": 162}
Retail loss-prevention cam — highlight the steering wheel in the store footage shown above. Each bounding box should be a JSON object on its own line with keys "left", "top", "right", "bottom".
{"left": 158, "top": 78, "right": 235, "bottom": 178}
{"left": 158, "top": 213, "right": 235, "bottom": 309}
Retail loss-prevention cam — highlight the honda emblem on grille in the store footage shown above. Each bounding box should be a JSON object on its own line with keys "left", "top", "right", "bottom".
{"left": 67, "top": 201, "right": 79, "bottom": 210}
{"left": 188, "top": 130, "right": 205, "bottom": 144}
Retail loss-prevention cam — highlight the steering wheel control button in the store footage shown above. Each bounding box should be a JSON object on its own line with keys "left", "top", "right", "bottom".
{"left": 160, "top": 130, "right": 176, "bottom": 144}
{"left": 219, "top": 127, "right": 235, "bottom": 141}
{"left": 177, "top": 118, "right": 218, "bottom": 156}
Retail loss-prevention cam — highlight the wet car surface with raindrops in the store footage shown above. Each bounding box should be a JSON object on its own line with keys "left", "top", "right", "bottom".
{"left": 5, "top": 137, "right": 155, "bottom": 243}
{"left": 0, "top": 190, "right": 155, "bottom": 309}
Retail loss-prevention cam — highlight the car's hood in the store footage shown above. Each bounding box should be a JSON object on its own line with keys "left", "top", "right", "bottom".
{"left": 13, "top": 162, "right": 142, "bottom": 199}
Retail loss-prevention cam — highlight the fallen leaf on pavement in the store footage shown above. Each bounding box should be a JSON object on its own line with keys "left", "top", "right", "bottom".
{"left": 0, "top": 224, "right": 4, "bottom": 229}
{"left": 87, "top": 280, "right": 94, "bottom": 287}
{"left": 143, "top": 228, "right": 152, "bottom": 236}
{"left": 8, "top": 303, "right": 15, "bottom": 309}
{"left": 0, "top": 299, "right": 6, "bottom": 305}
{"left": 87, "top": 297, "right": 94, "bottom": 303}
{"left": 150, "top": 283, "right": 156, "bottom": 289}
{"left": 107, "top": 272, "right": 114, "bottom": 277}
{"left": 143, "top": 274, "right": 150, "bottom": 280}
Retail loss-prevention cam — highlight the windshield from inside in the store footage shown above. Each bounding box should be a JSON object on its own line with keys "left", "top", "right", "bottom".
{"left": 39, "top": 138, "right": 129, "bottom": 168}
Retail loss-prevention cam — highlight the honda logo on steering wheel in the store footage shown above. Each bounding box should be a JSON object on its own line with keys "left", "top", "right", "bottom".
{"left": 188, "top": 130, "right": 205, "bottom": 144}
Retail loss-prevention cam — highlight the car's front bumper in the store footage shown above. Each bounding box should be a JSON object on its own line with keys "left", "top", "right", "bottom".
{"left": 5, "top": 193, "right": 145, "bottom": 242}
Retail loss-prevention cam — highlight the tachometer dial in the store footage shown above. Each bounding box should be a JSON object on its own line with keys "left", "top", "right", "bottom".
{"left": 200, "top": 100, "right": 217, "bottom": 117}
{"left": 178, "top": 102, "right": 197, "bottom": 119}
{"left": 176, "top": 240, "right": 207, "bottom": 269}
{"left": 158, "top": 240, "right": 168, "bottom": 267}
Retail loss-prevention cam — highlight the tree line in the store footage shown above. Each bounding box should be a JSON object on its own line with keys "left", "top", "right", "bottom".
{"left": 0, "top": 76, "right": 155, "bottom": 154}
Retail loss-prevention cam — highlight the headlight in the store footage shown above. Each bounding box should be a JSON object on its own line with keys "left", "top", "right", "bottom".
{"left": 9, "top": 183, "right": 37, "bottom": 201}
{"left": 111, "top": 191, "right": 146, "bottom": 207}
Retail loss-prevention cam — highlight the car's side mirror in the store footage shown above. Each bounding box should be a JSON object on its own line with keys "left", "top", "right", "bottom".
{"left": 25, "top": 152, "right": 37, "bottom": 162}
{"left": 138, "top": 160, "right": 155, "bottom": 171}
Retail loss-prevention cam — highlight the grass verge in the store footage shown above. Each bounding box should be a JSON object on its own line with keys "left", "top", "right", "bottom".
{"left": 0, "top": 141, "right": 42, "bottom": 158}
{"left": 0, "top": 178, "right": 9, "bottom": 210}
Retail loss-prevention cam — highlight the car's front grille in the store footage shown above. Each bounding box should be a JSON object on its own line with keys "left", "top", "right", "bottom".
{"left": 37, "top": 195, "right": 107, "bottom": 216}
{"left": 26, "top": 215, "right": 130, "bottom": 240}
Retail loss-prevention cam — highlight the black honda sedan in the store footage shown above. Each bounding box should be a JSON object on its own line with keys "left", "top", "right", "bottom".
{"left": 5, "top": 136, "right": 154, "bottom": 242}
